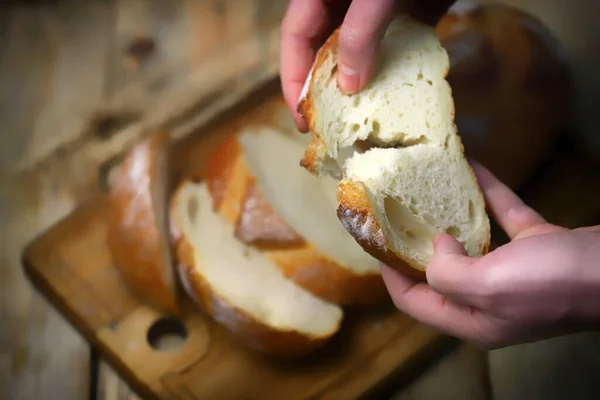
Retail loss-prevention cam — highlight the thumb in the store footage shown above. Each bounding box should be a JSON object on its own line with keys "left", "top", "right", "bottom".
{"left": 432, "top": 233, "right": 469, "bottom": 257}
{"left": 336, "top": 0, "right": 396, "bottom": 94}
{"left": 426, "top": 234, "right": 478, "bottom": 302}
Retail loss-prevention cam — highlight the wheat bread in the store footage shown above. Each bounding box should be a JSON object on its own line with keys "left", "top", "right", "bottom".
{"left": 298, "top": 14, "right": 491, "bottom": 277}
{"left": 204, "top": 129, "right": 389, "bottom": 305}
{"left": 170, "top": 179, "right": 343, "bottom": 357}
{"left": 107, "top": 132, "right": 179, "bottom": 314}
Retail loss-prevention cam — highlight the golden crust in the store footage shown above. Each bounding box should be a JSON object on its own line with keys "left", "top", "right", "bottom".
{"left": 336, "top": 180, "right": 427, "bottom": 281}
{"left": 269, "top": 245, "right": 390, "bottom": 304}
{"left": 298, "top": 137, "right": 323, "bottom": 176}
{"left": 171, "top": 219, "right": 334, "bottom": 358}
{"left": 107, "top": 131, "right": 179, "bottom": 315}
{"left": 298, "top": 29, "right": 340, "bottom": 175}
{"left": 235, "top": 178, "right": 304, "bottom": 248}
{"left": 205, "top": 134, "right": 388, "bottom": 305}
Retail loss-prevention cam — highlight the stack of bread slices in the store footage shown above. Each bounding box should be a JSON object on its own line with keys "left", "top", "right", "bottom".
{"left": 108, "top": 125, "right": 395, "bottom": 357}
{"left": 107, "top": 12, "right": 495, "bottom": 357}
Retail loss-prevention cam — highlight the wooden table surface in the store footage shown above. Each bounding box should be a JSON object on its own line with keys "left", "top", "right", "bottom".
{"left": 2, "top": 1, "right": 600, "bottom": 400}
{"left": 0, "top": 1, "right": 285, "bottom": 399}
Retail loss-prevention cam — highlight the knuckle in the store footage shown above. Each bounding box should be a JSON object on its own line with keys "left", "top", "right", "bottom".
{"left": 472, "top": 289, "right": 494, "bottom": 311}
{"left": 426, "top": 255, "right": 463, "bottom": 294}
{"left": 425, "top": 255, "right": 445, "bottom": 282}
{"left": 468, "top": 323, "right": 503, "bottom": 350}
{"left": 472, "top": 268, "right": 500, "bottom": 309}
{"left": 427, "top": 269, "right": 450, "bottom": 295}
{"left": 338, "top": 25, "right": 371, "bottom": 54}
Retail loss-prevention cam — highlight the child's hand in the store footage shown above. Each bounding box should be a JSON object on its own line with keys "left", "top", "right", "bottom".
{"left": 279, "top": 0, "right": 456, "bottom": 132}
{"left": 382, "top": 161, "right": 600, "bottom": 349}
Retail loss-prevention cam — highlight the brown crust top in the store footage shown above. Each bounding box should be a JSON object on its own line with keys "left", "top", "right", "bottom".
{"left": 435, "top": 3, "right": 572, "bottom": 188}
{"left": 171, "top": 214, "right": 334, "bottom": 358}
{"left": 107, "top": 131, "right": 179, "bottom": 315}
{"left": 205, "top": 134, "right": 388, "bottom": 305}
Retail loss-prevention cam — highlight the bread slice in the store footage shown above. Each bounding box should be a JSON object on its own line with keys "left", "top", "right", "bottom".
{"left": 170, "top": 179, "right": 343, "bottom": 357}
{"left": 107, "top": 132, "right": 179, "bottom": 314}
{"left": 204, "top": 129, "right": 389, "bottom": 305}
{"left": 298, "top": 14, "right": 490, "bottom": 278}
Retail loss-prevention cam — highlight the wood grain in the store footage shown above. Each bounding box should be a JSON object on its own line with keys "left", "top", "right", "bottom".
{"left": 0, "top": 174, "right": 90, "bottom": 400}
{"left": 1, "top": 1, "right": 286, "bottom": 399}
{"left": 97, "top": 362, "right": 142, "bottom": 400}
{"left": 0, "top": 2, "right": 115, "bottom": 399}
{"left": 9, "top": 0, "right": 285, "bottom": 207}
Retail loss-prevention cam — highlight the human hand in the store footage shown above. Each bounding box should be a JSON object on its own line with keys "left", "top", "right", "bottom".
{"left": 382, "top": 161, "right": 600, "bottom": 350}
{"left": 279, "top": 0, "right": 456, "bottom": 132}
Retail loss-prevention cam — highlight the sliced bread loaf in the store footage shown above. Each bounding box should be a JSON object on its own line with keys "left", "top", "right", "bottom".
{"left": 170, "top": 179, "right": 343, "bottom": 357}
{"left": 204, "top": 128, "right": 389, "bottom": 305}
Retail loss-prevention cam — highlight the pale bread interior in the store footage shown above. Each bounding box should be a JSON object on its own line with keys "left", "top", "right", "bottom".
{"left": 301, "top": 15, "right": 490, "bottom": 268}
{"left": 302, "top": 16, "right": 453, "bottom": 179}
{"left": 238, "top": 127, "right": 380, "bottom": 274}
{"left": 343, "top": 136, "right": 489, "bottom": 268}
{"left": 173, "top": 181, "right": 343, "bottom": 337}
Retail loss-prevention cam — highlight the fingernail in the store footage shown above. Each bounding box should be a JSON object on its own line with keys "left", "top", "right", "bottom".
{"left": 338, "top": 64, "right": 360, "bottom": 94}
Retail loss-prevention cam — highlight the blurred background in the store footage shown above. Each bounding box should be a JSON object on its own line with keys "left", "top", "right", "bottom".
{"left": 1, "top": 0, "right": 599, "bottom": 399}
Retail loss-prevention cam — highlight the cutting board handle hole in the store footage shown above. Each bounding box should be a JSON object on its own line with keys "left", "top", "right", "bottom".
{"left": 147, "top": 316, "right": 188, "bottom": 352}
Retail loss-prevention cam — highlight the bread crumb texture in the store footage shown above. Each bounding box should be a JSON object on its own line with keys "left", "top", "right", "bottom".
{"left": 300, "top": 15, "right": 491, "bottom": 271}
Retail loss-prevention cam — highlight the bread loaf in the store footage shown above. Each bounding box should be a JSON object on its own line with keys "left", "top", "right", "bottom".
{"left": 107, "top": 132, "right": 179, "bottom": 314}
{"left": 299, "top": 15, "right": 491, "bottom": 278}
{"left": 436, "top": 1, "right": 572, "bottom": 188}
{"left": 204, "top": 128, "right": 389, "bottom": 305}
{"left": 170, "top": 179, "right": 343, "bottom": 357}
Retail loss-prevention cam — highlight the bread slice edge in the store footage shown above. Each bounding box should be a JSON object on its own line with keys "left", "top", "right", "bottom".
{"left": 207, "top": 130, "right": 389, "bottom": 305}
{"left": 169, "top": 179, "right": 344, "bottom": 357}
{"left": 107, "top": 131, "right": 179, "bottom": 314}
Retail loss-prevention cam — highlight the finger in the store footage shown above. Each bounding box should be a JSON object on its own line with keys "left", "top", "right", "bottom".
{"left": 381, "top": 264, "right": 485, "bottom": 342}
{"left": 470, "top": 160, "right": 546, "bottom": 240}
{"left": 426, "top": 234, "right": 481, "bottom": 306}
{"left": 280, "top": 0, "right": 331, "bottom": 132}
{"left": 336, "top": 0, "right": 397, "bottom": 94}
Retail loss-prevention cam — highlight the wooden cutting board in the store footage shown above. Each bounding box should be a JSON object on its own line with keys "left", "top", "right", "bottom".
{"left": 22, "top": 87, "right": 452, "bottom": 400}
